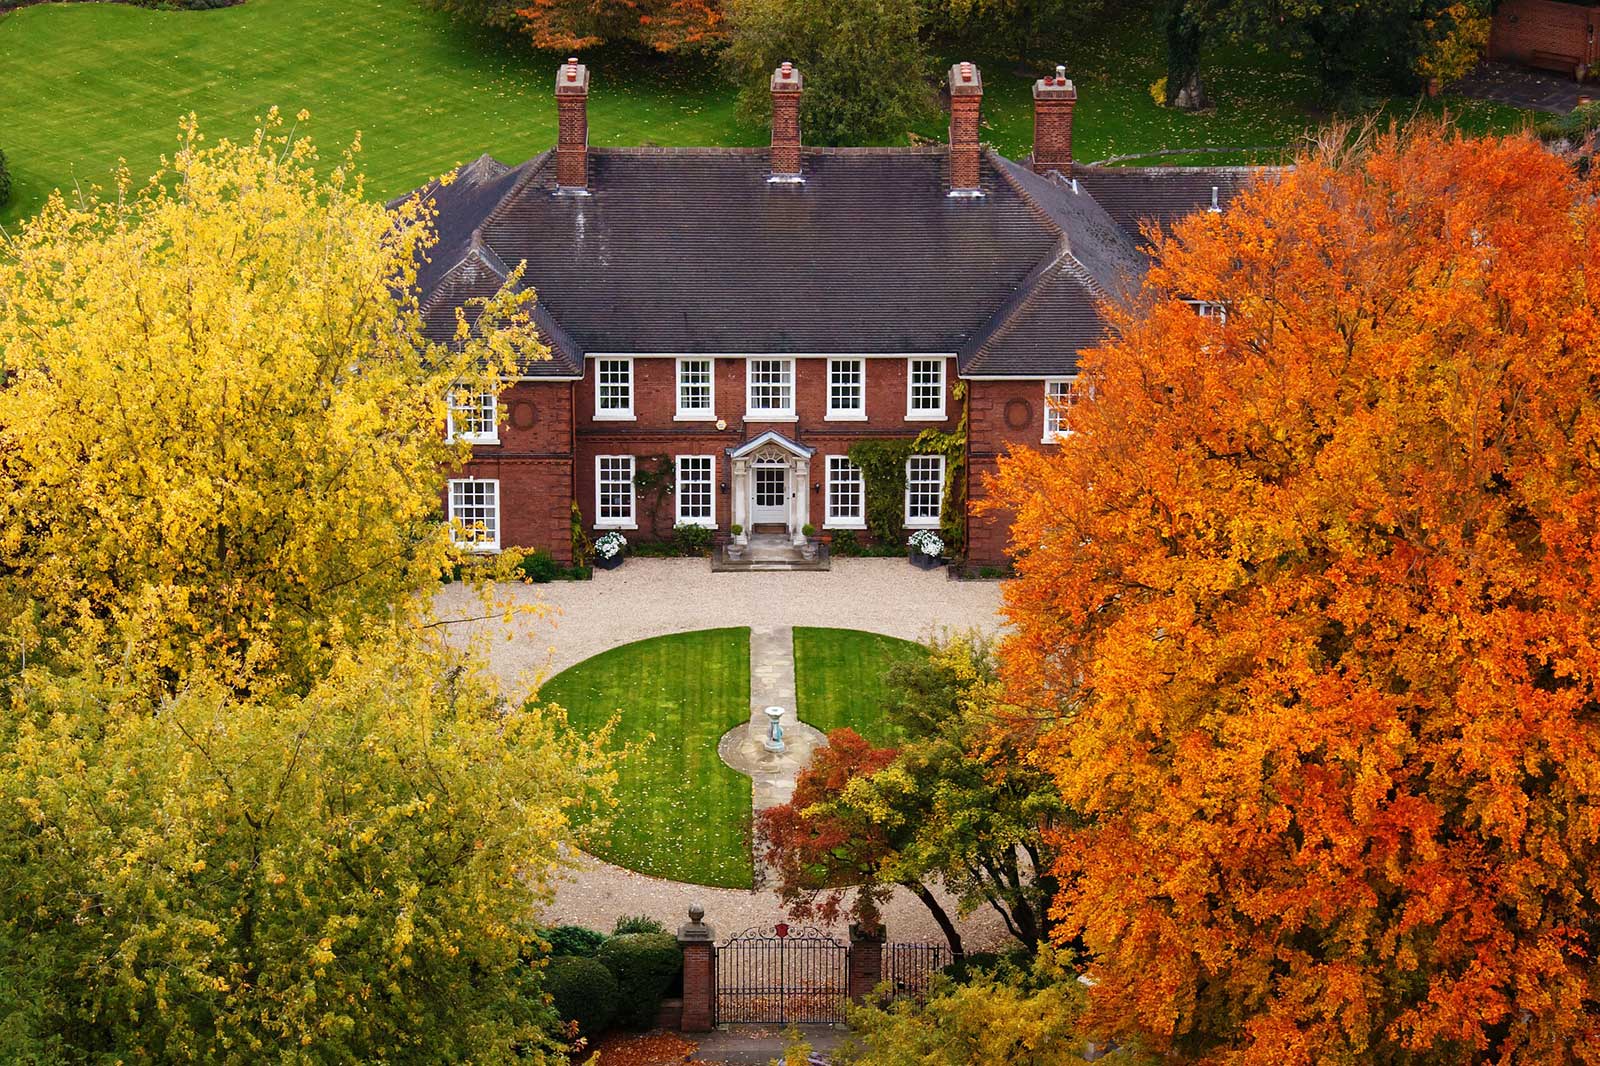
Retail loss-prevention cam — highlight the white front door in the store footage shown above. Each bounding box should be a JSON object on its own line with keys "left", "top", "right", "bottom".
{"left": 751, "top": 465, "right": 788, "bottom": 526}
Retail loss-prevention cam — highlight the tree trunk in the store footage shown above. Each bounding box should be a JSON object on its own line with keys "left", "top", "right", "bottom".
{"left": 1165, "top": 1, "right": 1211, "bottom": 111}
{"left": 907, "top": 881, "right": 965, "bottom": 960}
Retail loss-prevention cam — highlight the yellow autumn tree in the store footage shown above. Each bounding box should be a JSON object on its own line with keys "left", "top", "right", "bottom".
{"left": 0, "top": 111, "right": 543, "bottom": 697}
{"left": 0, "top": 631, "right": 617, "bottom": 1064}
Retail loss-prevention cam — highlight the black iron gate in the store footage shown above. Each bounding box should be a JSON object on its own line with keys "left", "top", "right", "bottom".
{"left": 716, "top": 925, "right": 849, "bottom": 1024}
{"left": 885, "top": 942, "right": 951, "bottom": 1001}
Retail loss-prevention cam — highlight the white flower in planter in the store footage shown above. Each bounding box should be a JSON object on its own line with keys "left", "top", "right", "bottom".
{"left": 594, "top": 531, "right": 628, "bottom": 559}
{"left": 908, "top": 530, "right": 945, "bottom": 558}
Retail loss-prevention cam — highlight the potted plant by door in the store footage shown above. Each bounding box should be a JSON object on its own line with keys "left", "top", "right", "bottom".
{"left": 594, "top": 531, "right": 627, "bottom": 570}
{"left": 800, "top": 523, "right": 818, "bottom": 561}
{"left": 726, "top": 524, "right": 745, "bottom": 561}
{"left": 907, "top": 530, "right": 946, "bottom": 571}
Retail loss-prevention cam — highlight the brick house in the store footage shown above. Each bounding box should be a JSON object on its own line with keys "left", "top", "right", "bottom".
{"left": 410, "top": 58, "right": 1259, "bottom": 566}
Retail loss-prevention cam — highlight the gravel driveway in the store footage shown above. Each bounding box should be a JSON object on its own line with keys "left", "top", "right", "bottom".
{"left": 436, "top": 558, "right": 1011, "bottom": 948}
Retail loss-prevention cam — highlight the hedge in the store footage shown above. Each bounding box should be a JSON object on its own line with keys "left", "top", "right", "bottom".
{"left": 543, "top": 924, "right": 607, "bottom": 958}
{"left": 544, "top": 955, "right": 619, "bottom": 1039}
{"left": 595, "top": 931, "right": 682, "bottom": 1029}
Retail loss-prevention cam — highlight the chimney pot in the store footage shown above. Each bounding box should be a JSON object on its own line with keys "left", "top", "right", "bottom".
{"left": 1031, "top": 64, "right": 1077, "bottom": 176}
{"left": 555, "top": 59, "right": 591, "bottom": 190}
{"left": 946, "top": 62, "right": 984, "bottom": 195}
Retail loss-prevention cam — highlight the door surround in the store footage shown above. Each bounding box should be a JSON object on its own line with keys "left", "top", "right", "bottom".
{"left": 727, "top": 430, "right": 814, "bottom": 546}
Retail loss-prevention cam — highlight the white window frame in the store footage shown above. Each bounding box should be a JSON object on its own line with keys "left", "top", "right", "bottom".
{"left": 446, "top": 387, "right": 499, "bottom": 445}
{"left": 447, "top": 478, "right": 501, "bottom": 552}
{"left": 824, "top": 455, "right": 866, "bottom": 529}
{"left": 674, "top": 455, "right": 717, "bottom": 528}
{"left": 675, "top": 358, "right": 716, "bottom": 421}
{"left": 904, "top": 454, "right": 945, "bottom": 529}
{"left": 906, "top": 358, "right": 946, "bottom": 420}
{"left": 1043, "top": 376, "right": 1081, "bottom": 443}
{"left": 595, "top": 358, "right": 635, "bottom": 421}
{"left": 826, "top": 358, "right": 867, "bottom": 421}
{"left": 595, "top": 455, "right": 637, "bottom": 529}
{"left": 1185, "top": 300, "right": 1228, "bottom": 324}
{"left": 745, "top": 358, "right": 796, "bottom": 421}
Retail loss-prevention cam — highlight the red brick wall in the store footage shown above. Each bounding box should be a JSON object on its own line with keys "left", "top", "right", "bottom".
{"left": 965, "top": 377, "right": 1056, "bottom": 566}
{"left": 460, "top": 380, "right": 577, "bottom": 562}
{"left": 1489, "top": 0, "right": 1598, "bottom": 66}
{"left": 574, "top": 356, "right": 960, "bottom": 539}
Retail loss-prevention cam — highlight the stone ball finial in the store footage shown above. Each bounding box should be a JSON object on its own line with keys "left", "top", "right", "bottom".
{"left": 688, "top": 902, "right": 705, "bottom": 923}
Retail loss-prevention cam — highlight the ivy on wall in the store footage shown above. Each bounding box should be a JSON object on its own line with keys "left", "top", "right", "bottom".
{"left": 847, "top": 387, "right": 967, "bottom": 555}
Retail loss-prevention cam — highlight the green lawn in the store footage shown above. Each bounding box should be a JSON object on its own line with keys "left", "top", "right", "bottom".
{"left": 793, "top": 627, "right": 926, "bottom": 747}
{"left": 0, "top": 1, "right": 1532, "bottom": 227}
{"left": 540, "top": 627, "right": 754, "bottom": 889}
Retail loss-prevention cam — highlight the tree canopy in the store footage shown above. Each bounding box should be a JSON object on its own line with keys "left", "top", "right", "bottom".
{"left": 0, "top": 111, "right": 539, "bottom": 698}
{"left": 0, "top": 116, "right": 612, "bottom": 1063}
{"left": 759, "top": 635, "right": 1067, "bottom": 958}
{"left": 992, "top": 126, "right": 1600, "bottom": 1062}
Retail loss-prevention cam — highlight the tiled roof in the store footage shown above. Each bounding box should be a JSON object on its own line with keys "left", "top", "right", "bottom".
{"left": 404, "top": 145, "right": 1268, "bottom": 379}
{"left": 1068, "top": 165, "right": 1266, "bottom": 245}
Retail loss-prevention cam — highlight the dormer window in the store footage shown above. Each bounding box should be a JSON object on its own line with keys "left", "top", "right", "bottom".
{"left": 1186, "top": 300, "right": 1227, "bottom": 324}
{"left": 446, "top": 387, "right": 499, "bottom": 445}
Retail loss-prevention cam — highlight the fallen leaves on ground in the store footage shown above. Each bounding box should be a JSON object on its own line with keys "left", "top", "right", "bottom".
{"left": 589, "top": 1030, "right": 699, "bottom": 1065}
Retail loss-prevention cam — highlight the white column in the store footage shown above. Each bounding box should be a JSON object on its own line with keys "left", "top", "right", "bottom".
{"left": 731, "top": 458, "right": 749, "bottom": 542}
{"left": 790, "top": 456, "right": 810, "bottom": 545}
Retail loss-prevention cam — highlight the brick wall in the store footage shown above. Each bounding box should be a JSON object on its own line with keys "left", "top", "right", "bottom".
{"left": 459, "top": 380, "right": 577, "bottom": 562}
{"left": 1489, "top": 0, "right": 1598, "bottom": 67}
{"left": 574, "top": 356, "right": 959, "bottom": 539}
{"left": 965, "top": 377, "right": 1056, "bottom": 566}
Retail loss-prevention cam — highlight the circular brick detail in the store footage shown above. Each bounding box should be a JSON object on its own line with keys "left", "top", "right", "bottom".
{"left": 511, "top": 400, "right": 537, "bottom": 429}
{"left": 1004, "top": 398, "right": 1032, "bottom": 429}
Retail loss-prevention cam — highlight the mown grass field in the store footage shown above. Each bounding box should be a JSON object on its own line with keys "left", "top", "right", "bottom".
{"left": 0, "top": 0, "right": 1532, "bottom": 226}
{"left": 793, "top": 626, "right": 926, "bottom": 747}
{"left": 539, "top": 627, "right": 755, "bottom": 889}
{"left": 537, "top": 626, "right": 928, "bottom": 888}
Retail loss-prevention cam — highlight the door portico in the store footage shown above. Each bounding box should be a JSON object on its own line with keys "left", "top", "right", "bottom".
{"left": 727, "top": 431, "right": 814, "bottom": 546}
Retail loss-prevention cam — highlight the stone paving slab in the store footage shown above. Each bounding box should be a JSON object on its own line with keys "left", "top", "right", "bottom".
{"left": 1452, "top": 61, "right": 1582, "bottom": 114}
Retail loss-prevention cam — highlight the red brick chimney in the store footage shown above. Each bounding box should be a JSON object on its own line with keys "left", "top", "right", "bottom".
{"left": 947, "top": 61, "right": 983, "bottom": 196}
{"left": 1031, "top": 65, "right": 1076, "bottom": 175}
{"left": 555, "top": 56, "right": 590, "bottom": 191}
{"left": 770, "top": 61, "right": 804, "bottom": 182}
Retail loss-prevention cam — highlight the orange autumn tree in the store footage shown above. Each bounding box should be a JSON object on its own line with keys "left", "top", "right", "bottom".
{"left": 515, "top": 0, "right": 725, "bottom": 51}
{"left": 991, "top": 126, "right": 1600, "bottom": 1064}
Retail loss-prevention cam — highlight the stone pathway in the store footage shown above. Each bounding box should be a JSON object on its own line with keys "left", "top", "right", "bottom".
{"left": 1451, "top": 61, "right": 1583, "bottom": 114}
{"left": 436, "top": 558, "right": 1009, "bottom": 947}
{"left": 716, "top": 624, "right": 828, "bottom": 886}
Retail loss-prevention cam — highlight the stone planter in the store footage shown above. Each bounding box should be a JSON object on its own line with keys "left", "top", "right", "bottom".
{"left": 801, "top": 539, "right": 819, "bottom": 561}
{"left": 725, "top": 542, "right": 746, "bottom": 561}
{"left": 595, "top": 552, "right": 624, "bottom": 571}
{"left": 909, "top": 550, "right": 943, "bottom": 571}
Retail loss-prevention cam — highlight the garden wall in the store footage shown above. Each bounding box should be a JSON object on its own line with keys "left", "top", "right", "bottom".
{"left": 1489, "top": 0, "right": 1600, "bottom": 73}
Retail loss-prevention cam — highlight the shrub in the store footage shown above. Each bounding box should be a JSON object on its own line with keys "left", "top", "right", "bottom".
{"left": 595, "top": 932, "right": 683, "bottom": 1028}
{"left": 612, "top": 914, "right": 667, "bottom": 936}
{"left": 544, "top": 924, "right": 607, "bottom": 957}
{"left": 517, "top": 547, "right": 560, "bottom": 583}
{"left": 544, "top": 955, "right": 619, "bottom": 1039}
{"left": 672, "top": 522, "right": 713, "bottom": 557}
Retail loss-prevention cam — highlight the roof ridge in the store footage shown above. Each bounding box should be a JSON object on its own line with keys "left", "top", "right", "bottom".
{"left": 961, "top": 239, "right": 1074, "bottom": 364}
{"left": 988, "top": 153, "right": 1113, "bottom": 302}
{"left": 417, "top": 245, "right": 507, "bottom": 319}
